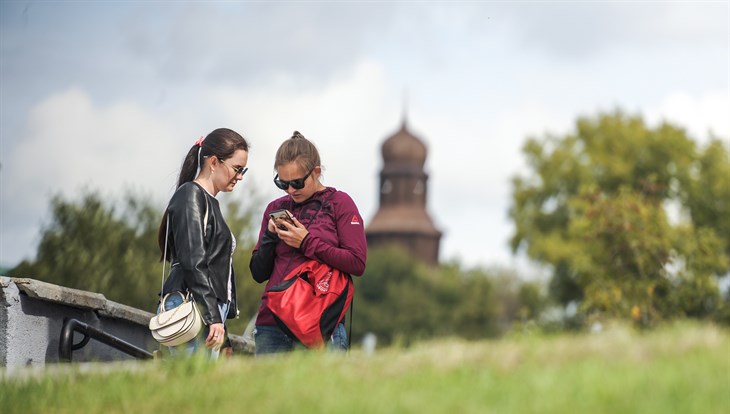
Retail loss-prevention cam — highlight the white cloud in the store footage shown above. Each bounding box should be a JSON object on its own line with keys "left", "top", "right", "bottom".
{"left": 499, "top": 2, "right": 729, "bottom": 58}
{"left": 646, "top": 91, "right": 730, "bottom": 142}
{"left": 424, "top": 101, "right": 575, "bottom": 268}
{"left": 1, "top": 88, "right": 185, "bottom": 263}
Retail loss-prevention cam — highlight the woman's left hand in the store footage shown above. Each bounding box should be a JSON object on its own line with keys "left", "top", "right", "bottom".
{"left": 276, "top": 215, "right": 309, "bottom": 249}
{"left": 205, "top": 322, "right": 226, "bottom": 350}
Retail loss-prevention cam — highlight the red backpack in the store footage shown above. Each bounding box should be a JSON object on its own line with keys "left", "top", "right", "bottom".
{"left": 266, "top": 259, "right": 353, "bottom": 348}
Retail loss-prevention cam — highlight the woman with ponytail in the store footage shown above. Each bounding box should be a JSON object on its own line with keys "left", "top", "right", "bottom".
{"left": 157, "top": 128, "right": 249, "bottom": 357}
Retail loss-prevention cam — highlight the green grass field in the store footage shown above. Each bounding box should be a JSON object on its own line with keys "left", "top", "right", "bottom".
{"left": 2, "top": 321, "right": 728, "bottom": 414}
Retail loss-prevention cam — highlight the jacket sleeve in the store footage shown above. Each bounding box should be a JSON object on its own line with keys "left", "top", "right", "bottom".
{"left": 169, "top": 184, "right": 221, "bottom": 325}
{"left": 249, "top": 206, "right": 280, "bottom": 283}
{"left": 300, "top": 192, "right": 367, "bottom": 276}
{"left": 249, "top": 230, "right": 279, "bottom": 283}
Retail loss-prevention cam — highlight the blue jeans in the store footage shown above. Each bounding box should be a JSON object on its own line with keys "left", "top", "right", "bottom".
{"left": 158, "top": 292, "right": 229, "bottom": 360}
{"left": 254, "top": 323, "right": 348, "bottom": 356}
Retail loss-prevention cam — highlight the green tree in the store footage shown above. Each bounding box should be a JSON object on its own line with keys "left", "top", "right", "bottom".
{"left": 353, "top": 246, "right": 435, "bottom": 345}
{"left": 509, "top": 110, "right": 729, "bottom": 326}
{"left": 682, "top": 138, "right": 730, "bottom": 257}
{"left": 447, "top": 265, "right": 501, "bottom": 339}
{"left": 11, "top": 190, "right": 161, "bottom": 310}
{"left": 353, "top": 247, "right": 502, "bottom": 345}
{"left": 517, "top": 281, "right": 545, "bottom": 321}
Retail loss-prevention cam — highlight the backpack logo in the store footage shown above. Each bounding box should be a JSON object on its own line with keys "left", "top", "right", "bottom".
{"left": 350, "top": 214, "right": 360, "bottom": 225}
{"left": 316, "top": 272, "right": 332, "bottom": 292}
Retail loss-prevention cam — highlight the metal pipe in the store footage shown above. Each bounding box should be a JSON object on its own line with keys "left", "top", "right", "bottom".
{"left": 59, "top": 318, "right": 153, "bottom": 362}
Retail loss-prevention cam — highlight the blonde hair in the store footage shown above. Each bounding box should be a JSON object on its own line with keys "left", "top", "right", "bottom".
{"left": 274, "top": 131, "right": 321, "bottom": 173}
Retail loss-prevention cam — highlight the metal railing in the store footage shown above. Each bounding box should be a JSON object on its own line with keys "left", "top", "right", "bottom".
{"left": 59, "top": 318, "right": 154, "bottom": 362}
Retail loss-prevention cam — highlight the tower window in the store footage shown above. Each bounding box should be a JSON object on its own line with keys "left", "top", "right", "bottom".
{"left": 413, "top": 180, "right": 424, "bottom": 195}
{"left": 382, "top": 179, "right": 392, "bottom": 194}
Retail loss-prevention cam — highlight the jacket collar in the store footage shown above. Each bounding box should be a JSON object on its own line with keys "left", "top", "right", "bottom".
{"left": 290, "top": 186, "right": 336, "bottom": 207}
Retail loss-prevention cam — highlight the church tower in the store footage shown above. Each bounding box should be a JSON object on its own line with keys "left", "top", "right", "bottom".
{"left": 365, "top": 118, "right": 442, "bottom": 265}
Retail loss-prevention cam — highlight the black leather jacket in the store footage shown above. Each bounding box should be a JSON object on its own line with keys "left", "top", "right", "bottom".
{"left": 161, "top": 182, "right": 237, "bottom": 325}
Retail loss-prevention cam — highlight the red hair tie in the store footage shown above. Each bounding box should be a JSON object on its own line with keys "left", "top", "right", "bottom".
{"left": 194, "top": 135, "right": 205, "bottom": 147}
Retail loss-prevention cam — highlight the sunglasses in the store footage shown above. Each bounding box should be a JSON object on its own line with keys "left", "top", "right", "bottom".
{"left": 218, "top": 158, "right": 248, "bottom": 177}
{"left": 274, "top": 168, "right": 314, "bottom": 190}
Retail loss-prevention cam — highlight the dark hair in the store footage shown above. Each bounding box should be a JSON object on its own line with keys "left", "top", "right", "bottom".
{"left": 177, "top": 128, "right": 249, "bottom": 188}
{"left": 158, "top": 128, "right": 249, "bottom": 260}
{"left": 274, "top": 130, "right": 321, "bottom": 173}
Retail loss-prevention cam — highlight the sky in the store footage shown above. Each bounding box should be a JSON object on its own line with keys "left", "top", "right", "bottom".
{"left": 1, "top": 1, "right": 728, "bottom": 275}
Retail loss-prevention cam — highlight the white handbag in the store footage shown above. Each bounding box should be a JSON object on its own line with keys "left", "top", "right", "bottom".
{"left": 149, "top": 291, "right": 203, "bottom": 347}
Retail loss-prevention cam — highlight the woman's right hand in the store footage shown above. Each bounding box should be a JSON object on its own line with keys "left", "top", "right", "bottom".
{"left": 276, "top": 214, "right": 310, "bottom": 249}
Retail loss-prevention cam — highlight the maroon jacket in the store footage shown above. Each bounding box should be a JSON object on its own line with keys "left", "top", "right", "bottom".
{"left": 249, "top": 187, "right": 367, "bottom": 327}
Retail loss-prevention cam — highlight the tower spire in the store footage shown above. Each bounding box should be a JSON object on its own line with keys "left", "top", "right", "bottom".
{"left": 401, "top": 87, "right": 408, "bottom": 130}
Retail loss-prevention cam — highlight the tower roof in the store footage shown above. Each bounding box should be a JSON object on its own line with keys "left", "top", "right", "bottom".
{"left": 381, "top": 120, "right": 427, "bottom": 168}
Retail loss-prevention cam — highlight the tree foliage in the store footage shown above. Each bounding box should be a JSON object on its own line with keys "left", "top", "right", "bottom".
{"left": 509, "top": 110, "right": 729, "bottom": 326}
{"left": 351, "top": 247, "right": 543, "bottom": 345}
{"left": 11, "top": 190, "right": 161, "bottom": 310}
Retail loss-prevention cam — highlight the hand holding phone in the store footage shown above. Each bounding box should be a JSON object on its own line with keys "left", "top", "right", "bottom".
{"left": 269, "top": 209, "right": 296, "bottom": 231}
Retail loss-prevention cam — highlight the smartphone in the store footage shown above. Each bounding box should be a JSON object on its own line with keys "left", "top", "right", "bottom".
{"left": 269, "top": 209, "right": 296, "bottom": 230}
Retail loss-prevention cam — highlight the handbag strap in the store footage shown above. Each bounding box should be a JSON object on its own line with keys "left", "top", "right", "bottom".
{"left": 160, "top": 218, "right": 170, "bottom": 305}
{"left": 159, "top": 189, "right": 210, "bottom": 304}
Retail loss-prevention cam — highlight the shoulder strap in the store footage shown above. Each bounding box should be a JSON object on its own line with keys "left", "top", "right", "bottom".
{"left": 203, "top": 193, "right": 209, "bottom": 238}
{"left": 319, "top": 191, "right": 354, "bottom": 351}
{"left": 160, "top": 218, "right": 170, "bottom": 306}
{"left": 159, "top": 185, "right": 210, "bottom": 302}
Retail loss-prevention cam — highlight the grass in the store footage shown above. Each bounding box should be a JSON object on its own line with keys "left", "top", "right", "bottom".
{"left": 1, "top": 321, "right": 728, "bottom": 414}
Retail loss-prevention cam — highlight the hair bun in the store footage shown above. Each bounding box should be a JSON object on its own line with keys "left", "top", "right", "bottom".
{"left": 292, "top": 131, "right": 305, "bottom": 139}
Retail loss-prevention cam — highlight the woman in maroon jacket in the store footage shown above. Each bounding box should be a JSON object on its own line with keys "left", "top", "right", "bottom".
{"left": 249, "top": 131, "right": 367, "bottom": 355}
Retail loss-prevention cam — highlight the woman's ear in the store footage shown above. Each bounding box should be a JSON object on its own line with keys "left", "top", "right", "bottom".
{"left": 207, "top": 156, "right": 220, "bottom": 168}
{"left": 202, "top": 155, "right": 219, "bottom": 174}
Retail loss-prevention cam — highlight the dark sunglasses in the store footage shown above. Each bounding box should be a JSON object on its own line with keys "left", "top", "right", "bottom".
{"left": 218, "top": 157, "right": 248, "bottom": 177}
{"left": 274, "top": 168, "right": 314, "bottom": 190}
